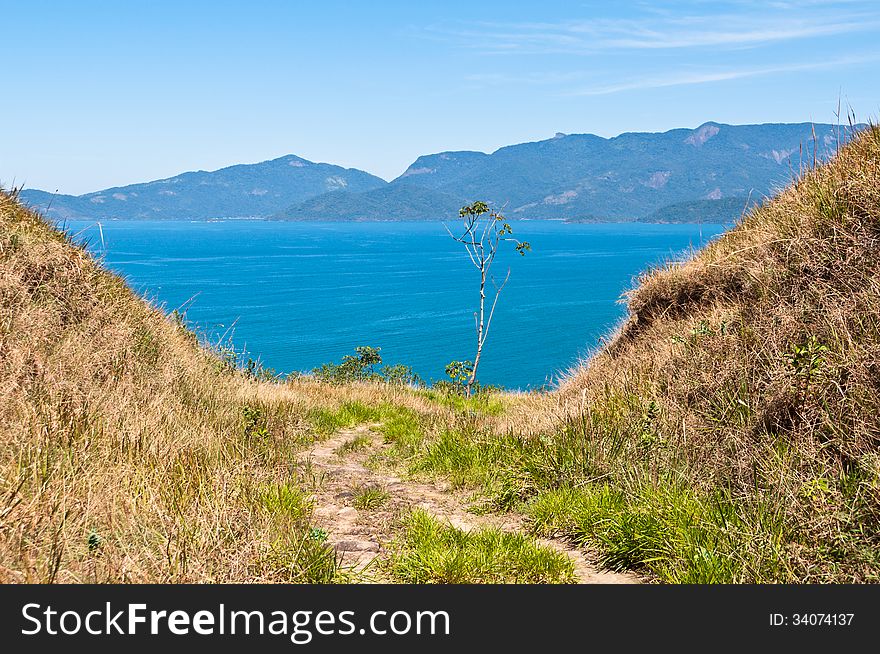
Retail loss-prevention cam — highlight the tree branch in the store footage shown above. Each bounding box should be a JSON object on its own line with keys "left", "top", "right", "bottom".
{"left": 483, "top": 267, "right": 510, "bottom": 346}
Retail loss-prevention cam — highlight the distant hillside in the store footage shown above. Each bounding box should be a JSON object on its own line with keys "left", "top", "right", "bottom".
{"left": 19, "top": 155, "right": 386, "bottom": 220}
{"left": 19, "top": 122, "right": 862, "bottom": 223}
{"left": 280, "top": 122, "right": 860, "bottom": 222}
{"left": 382, "top": 122, "right": 860, "bottom": 221}
{"left": 639, "top": 196, "right": 760, "bottom": 224}
{"left": 276, "top": 185, "right": 464, "bottom": 221}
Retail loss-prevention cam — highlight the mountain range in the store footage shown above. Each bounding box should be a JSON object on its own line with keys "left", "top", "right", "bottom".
{"left": 19, "top": 122, "right": 862, "bottom": 223}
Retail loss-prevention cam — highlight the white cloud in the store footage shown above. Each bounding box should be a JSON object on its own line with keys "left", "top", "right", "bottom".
{"left": 566, "top": 54, "right": 880, "bottom": 96}
{"left": 433, "top": 4, "right": 880, "bottom": 55}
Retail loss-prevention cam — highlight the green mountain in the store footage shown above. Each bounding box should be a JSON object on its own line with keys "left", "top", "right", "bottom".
{"left": 19, "top": 155, "right": 386, "bottom": 220}
{"left": 632, "top": 197, "right": 760, "bottom": 224}
{"left": 379, "top": 122, "right": 860, "bottom": 221}
{"left": 276, "top": 122, "right": 860, "bottom": 222}
{"left": 276, "top": 185, "right": 464, "bottom": 221}
{"left": 20, "top": 122, "right": 862, "bottom": 223}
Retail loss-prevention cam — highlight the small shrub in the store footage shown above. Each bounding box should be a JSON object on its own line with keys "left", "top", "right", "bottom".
{"left": 245, "top": 357, "right": 279, "bottom": 382}
{"left": 381, "top": 363, "right": 423, "bottom": 387}
{"left": 442, "top": 360, "right": 474, "bottom": 396}
{"left": 312, "top": 346, "right": 383, "bottom": 384}
{"left": 87, "top": 530, "right": 103, "bottom": 553}
{"left": 309, "top": 527, "right": 329, "bottom": 543}
{"left": 312, "top": 346, "right": 424, "bottom": 387}
{"left": 242, "top": 405, "right": 270, "bottom": 439}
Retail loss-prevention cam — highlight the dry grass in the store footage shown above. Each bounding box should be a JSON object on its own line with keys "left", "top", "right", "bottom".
{"left": 0, "top": 194, "right": 350, "bottom": 582}
{"left": 544, "top": 125, "right": 880, "bottom": 581}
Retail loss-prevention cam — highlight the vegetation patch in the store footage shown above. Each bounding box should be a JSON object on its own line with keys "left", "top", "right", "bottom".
{"left": 252, "top": 483, "right": 340, "bottom": 583}
{"left": 335, "top": 434, "right": 373, "bottom": 455}
{"left": 525, "top": 483, "right": 790, "bottom": 583}
{"left": 262, "top": 531, "right": 339, "bottom": 584}
{"left": 386, "top": 509, "right": 575, "bottom": 584}
{"left": 351, "top": 485, "right": 390, "bottom": 510}
{"left": 307, "top": 401, "right": 384, "bottom": 435}
{"left": 375, "top": 406, "right": 425, "bottom": 460}
{"left": 254, "top": 482, "right": 314, "bottom": 522}
{"left": 418, "top": 388, "right": 505, "bottom": 416}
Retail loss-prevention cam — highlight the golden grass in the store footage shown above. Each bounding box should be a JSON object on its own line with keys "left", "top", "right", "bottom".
{"left": 0, "top": 195, "right": 358, "bottom": 582}
{"left": 549, "top": 125, "right": 880, "bottom": 581}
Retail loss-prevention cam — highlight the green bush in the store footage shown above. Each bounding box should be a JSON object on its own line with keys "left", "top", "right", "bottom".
{"left": 312, "top": 346, "right": 423, "bottom": 387}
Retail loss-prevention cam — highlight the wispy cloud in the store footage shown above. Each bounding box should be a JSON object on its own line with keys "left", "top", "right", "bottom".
{"left": 430, "top": 3, "right": 880, "bottom": 55}
{"left": 566, "top": 54, "right": 880, "bottom": 96}
{"left": 463, "top": 71, "right": 592, "bottom": 87}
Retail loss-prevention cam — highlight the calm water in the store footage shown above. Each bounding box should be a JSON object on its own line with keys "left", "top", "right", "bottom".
{"left": 63, "top": 220, "right": 725, "bottom": 389}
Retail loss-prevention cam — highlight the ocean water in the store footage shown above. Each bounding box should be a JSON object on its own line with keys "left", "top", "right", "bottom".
{"left": 62, "top": 219, "right": 725, "bottom": 389}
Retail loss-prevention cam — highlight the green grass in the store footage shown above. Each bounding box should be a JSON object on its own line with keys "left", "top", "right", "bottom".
{"left": 409, "top": 413, "right": 796, "bottom": 583}
{"left": 413, "top": 428, "right": 502, "bottom": 489}
{"left": 251, "top": 482, "right": 342, "bottom": 583}
{"left": 525, "top": 482, "right": 791, "bottom": 583}
{"left": 263, "top": 531, "right": 340, "bottom": 584}
{"left": 374, "top": 406, "right": 425, "bottom": 461}
{"left": 386, "top": 509, "right": 575, "bottom": 584}
{"left": 308, "top": 402, "right": 425, "bottom": 448}
{"left": 253, "top": 482, "right": 314, "bottom": 522}
{"left": 413, "top": 424, "right": 597, "bottom": 509}
{"left": 309, "top": 400, "right": 427, "bottom": 468}
{"left": 308, "top": 401, "right": 385, "bottom": 435}
{"left": 335, "top": 434, "right": 373, "bottom": 455}
{"left": 418, "top": 389, "right": 505, "bottom": 416}
{"left": 352, "top": 485, "right": 390, "bottom": 510}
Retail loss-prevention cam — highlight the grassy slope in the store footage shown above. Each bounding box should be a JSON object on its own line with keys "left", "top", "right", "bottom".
{"left": 557, "top": 124, "right": 880, "bottom": 581}
{"left": 3, "top": 125, "right": 879, "bottom": 584}
{"left": 411, "top": 126, "right": 880, "bottom": 582}
{"left": 0, "top": 191, "right": 350, "bottom": 582}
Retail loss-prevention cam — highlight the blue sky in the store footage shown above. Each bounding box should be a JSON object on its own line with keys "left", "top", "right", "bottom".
{"left": 2, "top": 0, "right": 879, "bottom": 194}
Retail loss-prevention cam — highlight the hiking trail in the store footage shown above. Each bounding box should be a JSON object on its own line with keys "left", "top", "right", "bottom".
{"left": 302, "top": 424, "right": 639, "bottom": 583}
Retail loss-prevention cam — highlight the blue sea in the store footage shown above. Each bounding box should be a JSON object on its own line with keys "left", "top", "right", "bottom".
{"left": 62, "top": 219, "right": 725, "bottom": 390}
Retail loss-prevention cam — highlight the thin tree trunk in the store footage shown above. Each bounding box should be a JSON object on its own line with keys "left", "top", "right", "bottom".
{"left": 467, "top": 267, "right": 487, "bottom": 397}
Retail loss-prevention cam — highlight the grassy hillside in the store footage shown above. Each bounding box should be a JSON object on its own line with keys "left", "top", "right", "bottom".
{"left": 2, "top": 123, "right": 879, "bottom": 584}
{"left": 558, "top": 123, "right": 880, "bottom": 581}
{"left": 408, "top": 124, "right": 880, "bottom": 582}
{"left": 0, "top": 190, "right": 336, "bottom": 581}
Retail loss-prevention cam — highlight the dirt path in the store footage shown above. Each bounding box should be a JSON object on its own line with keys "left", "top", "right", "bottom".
{"left": 303, "top": 424, "right": 639, "bottom": 583}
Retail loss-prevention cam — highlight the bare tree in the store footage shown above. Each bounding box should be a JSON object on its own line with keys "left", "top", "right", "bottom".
{"left": 446, "top": 201, "right": 530, "bottom": 397}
